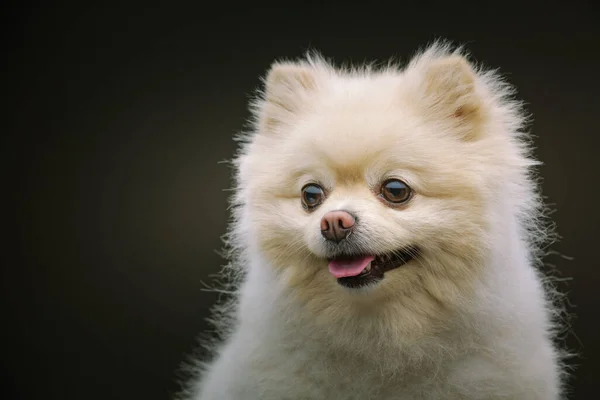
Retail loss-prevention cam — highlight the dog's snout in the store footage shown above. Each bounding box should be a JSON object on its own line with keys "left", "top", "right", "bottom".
{"left": 320, "top": 210, "right": 355, "bottom": 243}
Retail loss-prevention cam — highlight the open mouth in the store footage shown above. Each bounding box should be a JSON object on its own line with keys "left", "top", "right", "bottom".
{"left": 327, "top": 247, "right": 419, "bottom": 289}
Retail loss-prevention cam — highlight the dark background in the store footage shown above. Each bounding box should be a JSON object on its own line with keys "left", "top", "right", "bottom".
{"left": 4, "top": 1, "right": 598, "bottom": 399}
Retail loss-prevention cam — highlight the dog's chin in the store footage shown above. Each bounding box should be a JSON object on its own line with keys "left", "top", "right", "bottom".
{"left": 326, "top": 246, "right": 420, "bottom": 289}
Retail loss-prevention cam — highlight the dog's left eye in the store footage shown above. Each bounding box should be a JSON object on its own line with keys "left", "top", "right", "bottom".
{"left": 301, "top": 184, "right": 325, "bottom": 210}
{"left": 380, "top": 179, "right": 412, "bottom": 204}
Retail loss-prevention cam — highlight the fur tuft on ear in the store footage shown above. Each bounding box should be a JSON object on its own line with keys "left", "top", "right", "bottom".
{"left": 258, "top": 62, "right": 319, "bottom": 133}
{"left": 404, "top": 47, "right": 486, "bottom": 140}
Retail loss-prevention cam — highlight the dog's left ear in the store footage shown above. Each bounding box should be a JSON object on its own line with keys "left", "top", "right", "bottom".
{"left": 257, "top": 62, "right": 319, "bottom": 134}
{"left": 405, "top": 53, "right": 486, "bottom": 141}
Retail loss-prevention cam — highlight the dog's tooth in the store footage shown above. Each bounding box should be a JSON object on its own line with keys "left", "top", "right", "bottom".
{"left": 365, "top": 262, "right": 372, "bottom": 272}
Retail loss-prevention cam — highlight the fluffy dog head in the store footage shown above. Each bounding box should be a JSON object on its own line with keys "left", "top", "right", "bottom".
{"left": 230, "top": 43, "right": 540, "bottom": 346}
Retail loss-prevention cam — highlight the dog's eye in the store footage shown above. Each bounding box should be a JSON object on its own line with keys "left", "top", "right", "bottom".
{"left": 301, "top": 184, "right": 325, "bottom": 210}
{"left": 380, "top": 179, "right": 412, "bottom": 204}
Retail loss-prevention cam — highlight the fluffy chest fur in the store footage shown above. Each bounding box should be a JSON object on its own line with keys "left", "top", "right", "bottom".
{"left": 194, "top": 245, "right": 560, "bottom": 400}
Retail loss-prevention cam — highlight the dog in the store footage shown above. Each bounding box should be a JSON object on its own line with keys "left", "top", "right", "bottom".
{"left": 179, "top": 41, "right": 568, "bottom": 400}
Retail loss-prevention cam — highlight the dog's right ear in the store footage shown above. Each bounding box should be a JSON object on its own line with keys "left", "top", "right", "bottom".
{"left": 257, "top": 62, "right": 319, "bottom": 134}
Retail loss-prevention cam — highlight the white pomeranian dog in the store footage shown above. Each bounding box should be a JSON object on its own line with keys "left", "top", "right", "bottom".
{"left": 179, "top": 42, "right": 568, "bottom": 400}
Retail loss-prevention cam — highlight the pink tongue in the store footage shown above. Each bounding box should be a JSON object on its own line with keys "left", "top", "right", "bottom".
{"left": 328, "top": 255, "right": 375, "bottom": 278}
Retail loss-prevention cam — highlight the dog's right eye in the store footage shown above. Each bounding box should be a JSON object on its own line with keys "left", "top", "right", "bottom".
{"left": 380, "top": 179, "right": 412, "bottom": 204}
{"left": 301, "top": 184, "right": 325, "bottom": 210}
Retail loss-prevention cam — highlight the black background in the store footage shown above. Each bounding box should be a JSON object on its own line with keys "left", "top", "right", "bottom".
{"left": 4, "top": 1, "right": 598, "bottom": 399}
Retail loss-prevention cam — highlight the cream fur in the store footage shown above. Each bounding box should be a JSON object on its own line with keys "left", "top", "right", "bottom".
{"left": 178, "top": 42, "right": 568, "bottom": 400}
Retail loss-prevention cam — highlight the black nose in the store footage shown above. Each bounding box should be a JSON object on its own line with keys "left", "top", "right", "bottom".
{"left": 320, "top": 210, "right": 356, "bottom": 243}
